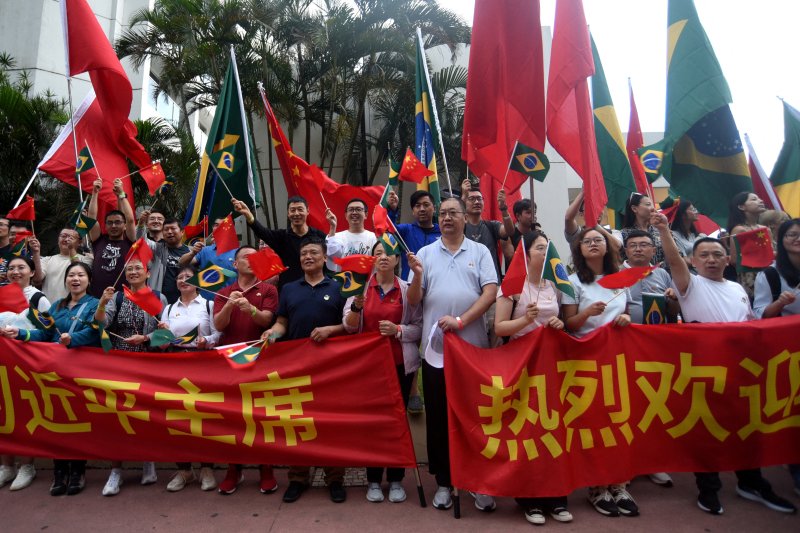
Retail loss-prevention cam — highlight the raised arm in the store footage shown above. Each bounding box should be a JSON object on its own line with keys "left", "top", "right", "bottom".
{"left": 652, "top": 211, "right": 690, "bottom": 294}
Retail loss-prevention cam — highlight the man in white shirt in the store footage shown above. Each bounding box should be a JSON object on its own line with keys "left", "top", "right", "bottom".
{"left": 325, "top": 198, "right": 376, "bottom": 271}
{"left": 655, "top": 211, "right": 796, "bottom": 516}
{"left": 34, "top": 228, "right": 91, "bottom": 302}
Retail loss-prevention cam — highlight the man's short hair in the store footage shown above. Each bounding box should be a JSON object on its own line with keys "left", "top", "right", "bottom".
{"left": 287, "top": 196, "right": 308, "bottom": 208}
{"left": 692, "top": 236, "right": 726, "bottom": 254}
{"left": 163, "top": 217, "right": 182, "bottom": 229}
{"left": 347, "top": 197, "right": 368, "bottom": 211}
{"left": 148, "top": 209, "right": 165, "bottom": 219}
{"left": 105, "top": 209, "right": 126, "bottom": 222}
{"left": 512, "top": 199, "right": 533, "bottom": 218}
{"left": 299, "top": 235, "right": 327, "bottom": 255}
{"left": 624, "top": 229, "right": 654, "bottom": 246}
{"left": 441, "top": 196, "right": 467, "bottom": 212}
{"left": 9, "top": 220, "right": 30, "bottom": 230}
{"left": 410, "top": 190, "right": 434, "bottom": 209}
{"left": 235, "top": 245, "right": 258, "bottom": 259}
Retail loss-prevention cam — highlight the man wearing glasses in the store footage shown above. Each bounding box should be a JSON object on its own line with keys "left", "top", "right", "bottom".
{"left": 325, "top": 198, "right": 377, "bottom": 272}
{"left": 460, "top": 179, "right": 514, "bottom": 279}
{"left": 621, "top": 229, "right": 678, "bottom": 325}
{"left": 407, "top": 196, "right": 498, "bottom": 512}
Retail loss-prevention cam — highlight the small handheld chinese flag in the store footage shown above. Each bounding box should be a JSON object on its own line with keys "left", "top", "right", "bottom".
{"left": 13, "top": 229, "right": 33, "bottom": 245}
{"left": 124, "top": 285, "right": 164, "bottom": 317}
{"left": 6, "top": 196, "right": 35, "bottom": 221}
{"left": 183, "top": 216, "right": 207, "bottom": 242}
{"left": 247, "top": 247, "right": 288, "bottom": 281}
{"left": 219, "top": 342, "right": 263, "bottom": 369}
{"left": 373, "top": 204, "right": 391, "bottom": 235}
{"left": 732, "top": 227, "right": 774, "bottom": 270}
{"left": 500, "top": 240, "right": 528, "bottom": 297}
{"left": 212, "top": 214, "right": 239, "bottom": 255}
{"left": 597, "top": 266, "right": 655, "bottom": 289}
{"left": 125, "top": 237, "right": 154, "bottom": 268}
{"left": 398, "top": 148, "right": 434, "bottom": 183}
{"left": 332, "top": 254, "right": 377, "bottom": 275}
{"left": 0, "top": 283, "right": 30, "bottom": 313}
{"left": 139, "top": 162, "right": 166, "bottom": 195}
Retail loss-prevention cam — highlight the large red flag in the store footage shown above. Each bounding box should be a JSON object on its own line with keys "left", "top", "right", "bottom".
{"left": 260, "top": 92, "right": 383, "bottom": 232}
{"left": 626, "top": 82, "right": 655, "bottom": 198}
{"left": 0, "top": 284, "right": 30, "bottom": 313}
{"left": 123, "top": 285, "right": 164, "bottom": 317}
{"left": 744, "top": 134, "right": 783, "bottom": 211}
{"left": 212, "top": 214, "right": 239, "bottom": 255}
{"left": 546, "top": 0, "right": 607, "bottom": 227}
{"left": 462, "top": 0, "right": 546, "bottom": 196}
{"left": 500, "top": 240, "right": 528, "bottom": 297}
{"left": 246, "top": 247, "right": 288, "bottom": 281}
{"left": 6, "top": 196, "right": 35, "bottom": 221}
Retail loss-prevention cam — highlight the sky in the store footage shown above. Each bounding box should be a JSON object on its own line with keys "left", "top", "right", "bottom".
{"left": 436, "top": 0, "right": 800, "bottom": 174}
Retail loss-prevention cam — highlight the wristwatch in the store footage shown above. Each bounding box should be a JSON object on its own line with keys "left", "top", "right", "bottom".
{"left": 117, "top": 192, "right": 127, "bottom": 199}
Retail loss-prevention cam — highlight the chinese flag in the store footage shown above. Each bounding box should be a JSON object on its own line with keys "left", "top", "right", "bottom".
{"left": 183, "top": 217, "right": 207, "bottom": 241}
{"left": 372, "top": 204, "right": 391, "bottom": 236}
{"left": 500, "top": 240, "right": 528, "bottom": 297}
{"left": 626, "top": 83, "right": 654, "bottom": 198}
{"left": 212, "top": 214, "right": 239, "bottom": 255}
{"left": 546, "top": 0, "right": 607, "bottom": 227}
{"left": 597, "top": 266, "right": 655, "bottom": 289}
{"left": 0, "top": 283, "right": 30, "bottom": 313}
{"left": 125, "top": 237, "right": 154, "bottom": 268}
{"left": 13, "top": 230, "right": 34, "bottom": 245}
{"left": 139, "top": 162, "right": 166, "bottom": 195}
{"left": 6, "top": 196, "right": 35, "bottom": 221}
{"left": 309, "top": 164, "right": 328, "bottom": 190}
{"left": 123, "top": 285, "right": 163, "bottom": 317}
{"left": 333, "top": 254, "right": 377, "bottom": 275}
{"left": 246, "top": 247, "right": 288, "bottom": 281}
{"left": 732, "top": 227, "right": 774, "bottom": 269}
{"left": 398, "top": 148, "right": 434, "bottom": 184}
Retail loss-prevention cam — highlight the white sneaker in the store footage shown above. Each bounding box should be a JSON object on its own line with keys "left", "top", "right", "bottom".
{"left": 0, "top": 465, "right": 16, "bottom": 487}
{"left": 166, "top": 470, "right": 195, "bottom": 492}
{"left": 103, "top": 469, "right": 123, "bottom": 496}
{"left": 470, "top": 491, "right": 497, "bottom": 512}
{"left": 10, "top": 464, "right": 36, "bottom": 491}
{"left": 648, "top": 472, "right": 673, "bottom": 487}
{"left": 141, "top": 462, "right": 157, "bottom": 485}
{"left": 432, "top": 485, "right": 452, "bottom": 510}
{"left": 199, "top": 467, "right": 217, "bottom": 491}
{"left": 388, "top": 481, "right": 406, "bottom": 503}
{"left": 366, "top": 482, "right": 384, "bottom": 502}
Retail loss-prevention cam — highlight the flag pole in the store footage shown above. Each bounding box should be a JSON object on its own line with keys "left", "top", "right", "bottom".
{"left": 116, "top": 160, "right": 161, "bottom": 182}
{"left": 500, "top": 140, "right": 519, "bottom": 190}
{"left": 416, "top": 27, "right": 452, "bottom": 195}
{"left": 67, "top": 79, "right": 84, "bottom": 203}
{"left": 13, "top": 168, "right": 40, "bottom": 208}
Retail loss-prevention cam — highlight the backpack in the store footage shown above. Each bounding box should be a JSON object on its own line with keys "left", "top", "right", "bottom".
{"left": 762, "top": 266, "right": 782, "bottom": 303}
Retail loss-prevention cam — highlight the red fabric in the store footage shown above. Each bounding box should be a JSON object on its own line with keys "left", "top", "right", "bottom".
{"left": 246, "top": 247, "right": 288, "bottom": 281}
{"left": 398, "top": 148, "right": 433, "bottom": 183}
{"left": 660, "top": 202, "right": 719, "bottom": 235}
{"left": 12, "top": 230, "right": 33, "bottom": 245}
{"left": 183, "top": 217, "right": 207, "bottom": 241}
{"left": 124, "top": 285, "right": 163, "bottom": 318}
{"left": 546, "top": 0, "right": 607, "bottom": 227}
{"left": 626, "top": 84, "right": 655, "bottom": 197}
{"left": 63, "top": 0, "right": 151, "bottom": 171}
{"left": 597, "top": 266, "right": 655, "bottom": 289}
{"left": 0, "top": 333, "right": 416, "bottom": 467}
{"left": 214, "top": 280, "right": 279, "bottom": 345}
{"left": 0, "top": 283, "right": 29, "bottom": 313}
{"left": 372, "top": 204, "right": 391, "bottom": 236}
{"left": 363, "top": 277, "right": 404, "bottom": 365}
{"left": 212, "top": 214, "right": 238, "bottom": 255}
{"left": 332, "top": 254, "right": 377, "bottom": 275}
{"left": 261, "top": 94, "right": 383, "bottom": 232}
{"left": 6, "top": 196, "right": 35, "bottom": 220}
{"left": 500, "top": 240, "right": 527, "bottom": 297}
{"left": 125, "top": 237, "right": 154, "bottom": 268}
{"left": 445, "top": 317, "right": 800, "bottom": 497}
{"left": 734, "top": 227, "right": 775, "bottom": 268}
{"left": 462, "top": 0, "right": 546, "bottom": 194}
{"left": 139, "top": 162, "right": 166, "bottom": 196}
{"left": 747, "top": 145, "right": 783, "bottom": 211}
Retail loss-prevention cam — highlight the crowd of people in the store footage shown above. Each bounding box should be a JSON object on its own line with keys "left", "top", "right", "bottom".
{"left": 0, "top": 176, "right": 798, "bottom": 526}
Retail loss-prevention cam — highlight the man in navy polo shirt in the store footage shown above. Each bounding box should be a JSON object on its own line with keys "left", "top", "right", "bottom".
{"left": 263, "top": 236, "right": 347, "bottom": 504}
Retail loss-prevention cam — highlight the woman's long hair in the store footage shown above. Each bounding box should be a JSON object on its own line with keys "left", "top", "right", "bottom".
{"left": 570, "top": 227, "right": 620, "bottom": 284}
{"left": 669, "top": 199, "right": 698, "bottom": 238}
{"left": 58, "top": 262, "right": 92, "bottom": 310}
{"left": 776, "top": 219, "right": 800, "bottom": 288}
{"left": 726, "top": 191, "right": 753, "bottom": 233}
{"left": 622, "top": 193, "right": 646, "bottom": 228}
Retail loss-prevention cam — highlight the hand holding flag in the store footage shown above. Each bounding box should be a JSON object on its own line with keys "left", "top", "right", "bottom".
{"left": 123, "top": 285, "right": 164, "bottom": 317}
{"left": 398, "top": 148, "right": 434, "bottom": 183}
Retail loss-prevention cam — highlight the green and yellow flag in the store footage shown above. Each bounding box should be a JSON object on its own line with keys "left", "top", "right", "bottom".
{"left": 150, "top": 329, "right": 176, "bottom": 348}
{"left": 509, "top": 141, "right": 550, "bottom": 183}
{"left": 638, "top": 0, "right": 751, "bottom": 226}
{"left": 415, "top": 34, "right": 440, "bottom": 208}
{"left": 542, "top": 241, "right": 574, "bottom": 298}
{"left": 334, "top": 271, "right": 368, "bottom": 297}
{"left": 769, "top": 101, "right": 800, "bottom": 217}
{"left": 380, "top": 232, "right": 401, "bottom": 256}
{"left": 171, "top": 326, "right": 199, "bottom": 346}
{"left": 642, "top": 293, "right": 667, "bottom": 325}
{"left": 388, "top": 154, "right": 401, "bottom": 188}
{"left": 28, "top": 307, "right": 55, "bottom": 330}
{"left": 187, "top": 265, "right": 237, "bottom": 293}
{"left": 219, "top": 342, "right": 263, "bottom": 368}
{"left": 590, "top": 35, "right": 637, "bottom": 227}
{"left": 75, "top": 146, "right": 94, "bottom": 175}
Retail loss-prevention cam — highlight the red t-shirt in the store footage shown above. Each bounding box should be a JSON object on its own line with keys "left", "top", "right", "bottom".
{"left": 362, "top": 277, "right": 404, "bottom": 365}
{"left": 214, "top": 280, "right": 278, "bottom": 345}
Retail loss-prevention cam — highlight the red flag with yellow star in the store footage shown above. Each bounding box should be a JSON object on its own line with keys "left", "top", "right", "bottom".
{"left": 139, "top": 162, "right": 166, "bottom": 195}
{"left": 732, "top": 227, "right": 774, "bottom": 270}
{"left": 332, "top": 254, "right": 377, "bottom": 275}
{"left": 246, "top": 247, "right": 288, "bottom": 281}
{"left": 398, "top": 148, "right": 434, "bottom": 184}
{"left": 597, "top": 266, "right": 655, "bottom": 289}
{"left": 124, "top": 237, "right": 154, "bottom": 268}
{"left": 212, "top": 214, "right": 239, "bottom": 255}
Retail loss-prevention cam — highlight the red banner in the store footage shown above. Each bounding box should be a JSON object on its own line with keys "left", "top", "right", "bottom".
{"left": 446, "top": 317, "right": 800, "bottom": 498}
{"left": 0, "top": 334, "right": 416, "bottom": 468}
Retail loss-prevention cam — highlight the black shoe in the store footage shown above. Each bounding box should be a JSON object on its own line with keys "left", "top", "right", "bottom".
{"left": 282, "top": 481, "right": 307, "bottom": 503}
{"left": 50, "top": 471, "right": 67, "bottom": 496}
{"left": 697, "top": 490, "right": 723, "bottom": 515}
{"left": 736, "top": 484, "right": 797, "bottom": 514}
{"left": 329, "top": 481, "right": 346, "bottom": 503}
{"left": 66, "top": 471, "right": 85, "bottom": 496}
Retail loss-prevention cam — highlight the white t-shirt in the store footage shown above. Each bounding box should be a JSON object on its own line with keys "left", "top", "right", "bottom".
{"left": 562, "top": 273, "right": 631, "bottom": 338}
{"left": 673, "top": 274, "right": 753, "bottom": 323}
{"left": 326, "top": 230, "right": 377, "bottom": 271}
{"left": 40, "top": 253, "right": 91, "bottom": 302}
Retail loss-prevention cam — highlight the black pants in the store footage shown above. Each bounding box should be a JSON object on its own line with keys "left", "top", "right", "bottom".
{"left": 53, "top": 459, "right": 86, "bottom": 477}
{"left": 176, "top": 462, "right": 213, "bottom": 470}
{"left": 515, "top": 496, "right": 569, "bottom": 511}
{"left": 366, "top": 364, "right": 415, "bottom": 484}
{"left": 422, "top": 361, "right": 450, "bottom": 487}
{"left": 695, "top": 468, "right": 766, "bottom": 493}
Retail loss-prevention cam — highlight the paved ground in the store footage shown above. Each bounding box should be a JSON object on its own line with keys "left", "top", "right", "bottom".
{"left": 2, "top": 414, "right": 798, "bottom": 532}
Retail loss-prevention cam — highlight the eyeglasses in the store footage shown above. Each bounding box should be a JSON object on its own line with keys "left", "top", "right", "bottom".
{"left": 580, "top": 237, "right": 606, "bottom": 246}
{"left": 346, "top": 207, "right": 365, "bottom": 213}
{"left": 439, "top": 210, "right": 464, "bottom": 219}
{"left": 784, "top": 232, "right": 800, "bottom": 241}
{"left": 466, "top": 196, "right": 484, "bottom": 203}
{"left": 626, "top": 243, "right": 654, "bottom": 250}
{"left": 106, "top": 220, "right": 125, "bottom": 226}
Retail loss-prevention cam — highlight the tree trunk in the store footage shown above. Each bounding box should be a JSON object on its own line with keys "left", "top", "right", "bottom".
{"left": 342, "top": 95, "right": 365, "bottom": 184}
{"left": 297, "top": 44, "right": 311, "bottom": 162}
{"left": 359, "top": 103, "right": 368, "bottom": 186}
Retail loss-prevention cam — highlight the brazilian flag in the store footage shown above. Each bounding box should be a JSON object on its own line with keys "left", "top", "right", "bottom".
{"left": 415, "top": 34, "right": 440, "bottom": 207}
{"left": 388, "top": 154, "right": 401, "bottom": 188}
{"left": 381, "top": 232, "right": 401, "bottom": 256}
{"left": 7, "top": 240, "right": 27, "bottom": 259}
{"left": 541, "top": 241, "right": 574, "bottom": 298}
{"left": 334, "top": 271, "right": 368, "bottom": 297}
{"left": 74, "top": 213, "right": 97, "bottom": 238}
{"left": 770, "top": 101, "right": 800, "bottom": 218}
{"left": 28, "top": 307, "right": 55, "bottom": 330}
{"left": 187, "top": 265, "right": 237, "bottom": 292}
{"left": 172, "top": 326, "right": 199, "bottom": 346}
{"left": 150, "top": 329, "right": 176, "bottom": 348}
{"left": 509, "top": 141, "right": 550, "bottom": 183}
{"left": 76, "top": 146, "right": 95, "bottom": 174}
{"left": 642, "top": 293, "right": 667, "bottom": 325}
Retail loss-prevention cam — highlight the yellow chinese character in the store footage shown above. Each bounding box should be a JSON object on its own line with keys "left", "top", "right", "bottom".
{"left": 74, "top": 378, "right": 150, "bottom": 434}
{"left": 557, "top": 360, "right": 598, "bottom": 450}
{"left": 634, "top": 361, "right": 676, "bottom": 433}
{"left": 16, "top": 368, "right": 90, "bottom": 434}
{"left": 154, "top": 378, "right": 235, "bottom": 444}
{"left": 240, "top": 371, "right": 317, "bottom": 447}
{"left": 598, "top": 353, "right": 634, "bottom": 446}
{"left": 738, "top": 350, "right": 800, "bottom": 439}
{"left": 666, "top": 352, "right": 730, "bottom": 442}
{"left": 0, "top": 366, "right": 15, "bottom": 434}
